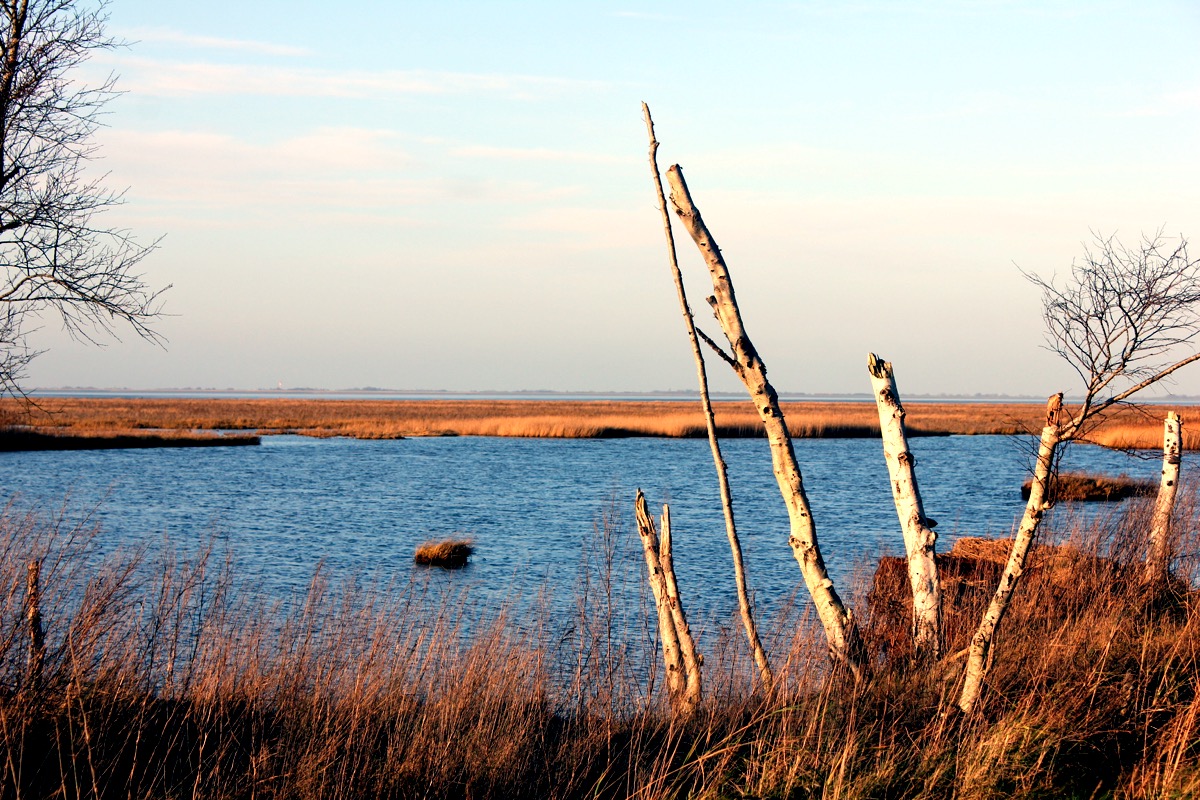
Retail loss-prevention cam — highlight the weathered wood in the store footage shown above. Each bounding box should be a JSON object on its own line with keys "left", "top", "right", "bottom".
{"left": 868, "top": 353, "right": 942, "bottom": 659}
{"left": 26, "top": 558, "right": 44, "bottom": 689}
{"left": 635, "top": 490, "right": 701, "bottom": 715}
{"left": 958, "top": 401, "right": 1062, "bottom": 713}
{"left": 665, "top": 164, "right": 865, "bottom": 677}
{"left": 1145, "top": 411, "right": 1183, "bottom": 585}
{"left": 658, "top": 504, "right": 702, "bottom": 712}
{"left": 642, "top": 103, "right": 772, "bottom": 692}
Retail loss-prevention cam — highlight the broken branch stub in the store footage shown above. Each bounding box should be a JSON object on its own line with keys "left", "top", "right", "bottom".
{"left": 1146, "top": 411, "right": 1183, "bottom": 585}
{"left": 868, "top": 353, "right": 942, "bottom": 659}
{"left": 635, "top": 490, "right": 701, "bottom": 716}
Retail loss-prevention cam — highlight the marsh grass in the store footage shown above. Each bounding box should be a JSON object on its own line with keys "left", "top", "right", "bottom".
{"left": 413, "top": 539, "right": 475, "bottom": 568}
{"left": 0, "top": 494, "right": 1197, "bottom": 799}
{"left": 10, "top": 396, "right": 1199, "bottom": 444}
{"left": 0, "top": 396, "right": 1149, "bottom": 441}
{"left": 1021, "top": 471, "right": 1158, "bottom": 502}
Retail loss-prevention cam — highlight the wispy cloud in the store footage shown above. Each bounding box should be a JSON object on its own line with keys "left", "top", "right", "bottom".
{"left": 94, "top": 127, "right": 581, "bottom": 226}
{"left": 451, "top": 145, "right": 630, "bottom": 165}
{"left": 117, "top": 27, "right": 309, "bottom": 57}
{"left": 97, "top": 54, "right": 607, "bottom": 100}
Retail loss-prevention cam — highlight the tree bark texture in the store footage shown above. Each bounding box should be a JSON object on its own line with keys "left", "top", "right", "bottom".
{"left": 635, "top": 490, "right": 702, "bottom": 715}
{"left": 1146, "top": 411, "right": 1183, "bottom": 585}
{"left": 868, "top": 353, "right": 942, "bottom": 659}
{"left": 26, "top": 558, "right": 44, "bottom": 689}
{"left": 958, "top": 395, "right": 1063, "bottom": 713}
{"left": 642, "top": 103, "right": 772, "bottom": 692}
{"left": 665, "top": 165, "right": 865, "bottom": 677}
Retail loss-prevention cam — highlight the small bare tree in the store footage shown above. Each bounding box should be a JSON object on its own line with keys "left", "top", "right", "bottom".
{"left": 0, "top": 0, "right": 163, "bottom": 394}
{"left": 958, "top": 231, "right": 1200, "bottom": 713}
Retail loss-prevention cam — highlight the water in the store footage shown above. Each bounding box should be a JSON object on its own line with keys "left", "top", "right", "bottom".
{"left": 0, "top": 434, "right": 1170, "bottom": 628}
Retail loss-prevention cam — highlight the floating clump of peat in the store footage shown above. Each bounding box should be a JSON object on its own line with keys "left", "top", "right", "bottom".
{"left": 413, "top": 539, "right": 475, "bottom": 568}
{"left": 1022, "top": 472, "right": 1156, "bottom": 502}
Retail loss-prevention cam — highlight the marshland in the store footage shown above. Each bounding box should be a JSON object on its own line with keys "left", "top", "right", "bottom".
{"left": 2, "top": 435, "right": 1198, "bottom": 799}
{"left": 4, "top": 395, "right": 1199, "bottom": 448}
{"left": 2, "top": 413, "right": 1198, "bottom": 798}
{"left": 0, "top": 0, "right": 1197, "bottom": 796}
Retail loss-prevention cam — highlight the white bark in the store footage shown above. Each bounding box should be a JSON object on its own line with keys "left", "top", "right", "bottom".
{"left": 666, "top": 165, "right": 865, "bottom": 677}
{"left": 635, "top": 490, "right": 701, "bottom": 715}
{"left": 958, "top": 395, "right": 1063, "bottom": 713}
{"left": 868, "top": 353, "right": 942, "bottom": 659}
{"left": 642, "top": 103, "right": 773, "bottom": 692}
{"left": 658, "top": 504, "right": 702, "bottom": 712}
{"left": 1146, "top": 411, "right": 1183, "bottom": 585}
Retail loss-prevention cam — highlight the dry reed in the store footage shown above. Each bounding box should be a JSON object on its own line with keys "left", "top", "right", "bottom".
{"left": 7, "top": 396, "right": 1198, "bottom": 443}
{"left": 0, "top": 492, "right": 1196, "bottom": 798}
{"left": 1020, "top": 471, "right": 1158, "bottom": 502}
{"left": 413, "top": 539, "right": 475, "bottom": 568}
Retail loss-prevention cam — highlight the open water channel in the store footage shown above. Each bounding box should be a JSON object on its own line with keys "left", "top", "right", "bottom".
{"left": 0, "top": 433, "right": 1175, "bottom": 633}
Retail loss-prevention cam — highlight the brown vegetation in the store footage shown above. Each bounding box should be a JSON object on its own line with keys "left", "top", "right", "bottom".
{"left": 1021, "top": 471, "right": 1157, "bottom": 502}
{"left": 0, "top": 426, "right": 259, "bottom": 450}
{"left": 413, "top": 539, "right": 475, "bottom": 568}
{"left": 4, "top": 396, "right": 1197, "bottom": 442}
{"left": 0, "top": 496, "right": 1197, "bottom": 798}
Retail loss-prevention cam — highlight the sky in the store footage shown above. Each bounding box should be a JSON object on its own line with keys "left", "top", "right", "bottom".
{"left": 22, "top": 0, "right": 1200, "bottom": 396}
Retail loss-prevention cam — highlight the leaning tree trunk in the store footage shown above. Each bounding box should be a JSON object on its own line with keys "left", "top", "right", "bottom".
{"left": 635, "top": 490, "right": 702, "bottom": 716}
{"left": 1145, "top": 411, "right": 1183, "bottom": 585}
{"left": 665, "top": 165, "right": 865, "bottom": 678}
{"left": 958, "top": 394, "right": 1063, "bottom": 713}
{"left": 642, "top": 103, "right": 772, "bottom": 692}
{"left": 868, "top": 353, "right": 942, "bottom": 659}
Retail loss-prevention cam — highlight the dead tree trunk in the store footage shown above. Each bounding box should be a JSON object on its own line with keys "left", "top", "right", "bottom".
{"left": 635, "top": 490, "right": 702, "bottom": 716}
{"left": 665, "top": 165, "right": 865, "bottom": 678}
{"left": 958, "top": 394, "right": 1063, "bottom": 713}
{"left": 642, "top": 103, "right": 773, "bottom": 692}
{"left": 1145, "top": 411, "right": 1183, "bottom": 585}
{"left": 868, "top": 353, "right": 942, "bottom": 659}
{"left": 26, "top": 558, "right": 44, "bottom": 689}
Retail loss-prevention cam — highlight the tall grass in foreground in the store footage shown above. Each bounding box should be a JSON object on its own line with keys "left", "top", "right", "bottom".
{"left": 0, "top": 496, "right": 1197, "bottom": 799}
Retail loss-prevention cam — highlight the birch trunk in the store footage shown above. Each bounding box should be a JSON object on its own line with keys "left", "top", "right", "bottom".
{"left": 642, "top": 103, "right": 773, "bottom": 692}
{"left": 1145, "top": 411, "right": 1183, "bottom": 585}
{"left": 635, "top": 490, "right": 701, "bottom": 715}
{"left": 666, "top": 165, "right": 865, "bottom": 677}
{"left": 958, "top": 395, "right": 1063, "bottom": 713}
{"left": 658, "top": 504, "right": 702, "bottom": 712}
{"left": 868, "top": 353, "right": 942, "bottom": 659}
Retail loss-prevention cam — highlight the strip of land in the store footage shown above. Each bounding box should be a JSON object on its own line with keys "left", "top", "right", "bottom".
{"left": 2, "top": 397, "right": 1195, "bottom": 448}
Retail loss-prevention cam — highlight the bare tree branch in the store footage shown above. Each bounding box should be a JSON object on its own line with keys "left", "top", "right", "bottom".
{"left": 960, "top": 230, "right": 1200, "bottom": 713}
{"left": 0, "top": 0, "right": 164, "bottom": 395}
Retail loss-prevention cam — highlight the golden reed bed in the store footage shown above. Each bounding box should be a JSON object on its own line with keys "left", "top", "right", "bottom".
{"left": 3, "top": 397, "right": 1198, "bottom": 448}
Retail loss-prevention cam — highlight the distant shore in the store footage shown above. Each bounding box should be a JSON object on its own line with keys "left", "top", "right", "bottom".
{"left": 2, "top": 396, "right": 1194, "bottom": 449}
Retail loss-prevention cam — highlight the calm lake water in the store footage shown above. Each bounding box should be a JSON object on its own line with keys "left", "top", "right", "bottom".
{"left": 0, "top": 434, "right": 1173, "bottom": 631}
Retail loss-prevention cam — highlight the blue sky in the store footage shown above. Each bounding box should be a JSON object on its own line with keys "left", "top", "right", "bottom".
{"left": 25, "top": 0, "right": 1200, "bottom": 395}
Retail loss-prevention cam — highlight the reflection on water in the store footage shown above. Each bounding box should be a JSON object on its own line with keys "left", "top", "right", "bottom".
{"left": 0, "top": 434, "right": 1170, "bottom": 626}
